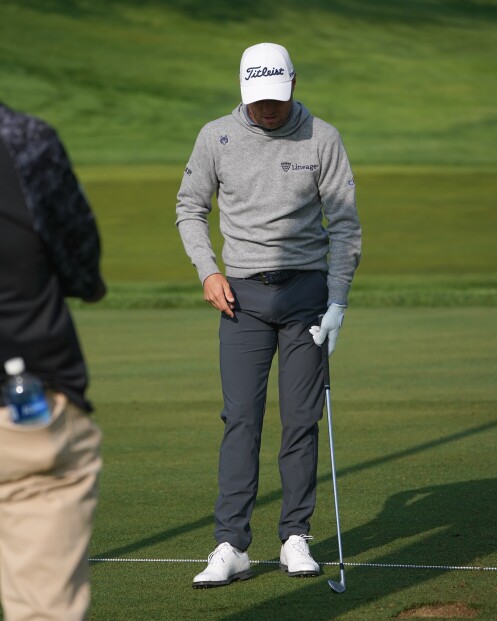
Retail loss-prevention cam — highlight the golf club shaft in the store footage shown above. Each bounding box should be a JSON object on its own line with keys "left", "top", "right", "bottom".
{"left": 319, "top": 315, "right": 346, "bottom": 590}
{"left": 325, "top": 386, "right": 345, "bottom": 572}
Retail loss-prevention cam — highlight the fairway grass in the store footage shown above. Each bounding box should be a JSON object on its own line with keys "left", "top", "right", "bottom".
{"left": 2, "top": 2, "right": 496, "bottom": 618}
{"left": 69, "top": 307, "right": 497, "bottom": 621}
{"left": 73, "top": 164, "right": 497, "bottom": 311}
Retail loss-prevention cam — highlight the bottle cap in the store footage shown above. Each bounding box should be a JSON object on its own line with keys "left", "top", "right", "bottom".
{"left": 5, "top": 357, "right": 25, "bottom": 376}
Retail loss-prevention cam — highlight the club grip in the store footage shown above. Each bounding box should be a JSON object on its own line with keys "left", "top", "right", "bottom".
{"left": 318, "top": 314, "right": 330, "bottom": 390}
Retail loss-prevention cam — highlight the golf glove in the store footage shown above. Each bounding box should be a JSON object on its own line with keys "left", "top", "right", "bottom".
{"left": 309, "top": 304, "right": 347, "bottom": 356}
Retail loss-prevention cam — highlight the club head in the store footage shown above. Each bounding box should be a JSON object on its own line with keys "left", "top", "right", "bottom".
{"left": 327, "top": 579, "right": 346, "bottom": 593}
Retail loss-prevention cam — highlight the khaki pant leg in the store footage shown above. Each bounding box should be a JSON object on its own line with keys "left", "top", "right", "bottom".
{"left": 0, "top": 395, "right": 102, "bottom": 621}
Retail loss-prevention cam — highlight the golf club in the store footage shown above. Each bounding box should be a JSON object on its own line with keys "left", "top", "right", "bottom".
{"left": 319, "top": 314, "right": 346, "bottom": 593}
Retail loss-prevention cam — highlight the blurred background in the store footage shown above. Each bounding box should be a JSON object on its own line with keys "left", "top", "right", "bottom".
{"left": 1, "top": 0, "right": 495, "bottom": 302}
{"left": 2, "top": 0, "right": 496, "bottom": 166}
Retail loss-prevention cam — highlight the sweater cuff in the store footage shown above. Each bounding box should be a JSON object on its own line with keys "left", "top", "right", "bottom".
{"left": 327, "top": 280, "right": 350, "bottom": 307}
{"left": 198, "top": 262, "right": 222, "bottom": 285}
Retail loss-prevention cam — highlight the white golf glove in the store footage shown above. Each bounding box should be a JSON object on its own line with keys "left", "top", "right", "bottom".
{"left": 309, "top": 304, "right": 347, "bottom": 356}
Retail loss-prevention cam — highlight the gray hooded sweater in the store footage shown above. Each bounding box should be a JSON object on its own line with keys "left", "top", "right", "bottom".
{"left": 176, "top": 101, "right": 361, "bottom": 304}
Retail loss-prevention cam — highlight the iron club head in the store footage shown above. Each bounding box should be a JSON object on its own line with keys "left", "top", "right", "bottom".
{"left": 327, "top": 567, "right": 346, "bottom": 593}
{"left": 328, "top": 578, "right": 346, "bottom": 593}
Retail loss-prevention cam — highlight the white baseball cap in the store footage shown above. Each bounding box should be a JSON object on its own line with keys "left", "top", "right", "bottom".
{"left": 240, "top": 43, "right": 295, "bottom": 105}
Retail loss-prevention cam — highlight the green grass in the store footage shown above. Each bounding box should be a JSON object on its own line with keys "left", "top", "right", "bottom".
{"left": 1, "top": 0, "right": 496, "bottom": 166}
{"left": 70, "top": 307, "right": 497, "bottom": 620}
{"left": 1, "top": 2, "right": 496, "bottom": 619}
{"left": 70, "top": 165, "right": 497, "bottom": 308}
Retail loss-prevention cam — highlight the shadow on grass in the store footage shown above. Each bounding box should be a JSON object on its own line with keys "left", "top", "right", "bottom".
{"left": 90, "top": 478, "right": 497, "bottom": 620}
{"left": 92, "top": 419, "right": 497, "bottom": 561}
{"left": 217, "top": 478, "right": 497, "bottom": 620}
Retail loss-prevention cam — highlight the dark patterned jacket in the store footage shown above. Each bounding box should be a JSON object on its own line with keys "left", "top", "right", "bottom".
{"left": 0, "top": 102, "right": 105, "bottom": 411}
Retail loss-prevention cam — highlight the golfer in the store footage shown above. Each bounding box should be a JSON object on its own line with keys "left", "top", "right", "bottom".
{"left": 176, "top": 42, "right": 361, "bottom": 587}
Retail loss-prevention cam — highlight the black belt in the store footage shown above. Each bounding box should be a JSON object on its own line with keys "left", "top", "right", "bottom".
{"left": 247, "top": 270, "right": 299, "bottom": 285}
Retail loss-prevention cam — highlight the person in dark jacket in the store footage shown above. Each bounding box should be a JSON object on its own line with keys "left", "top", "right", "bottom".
{"left": 0, "top": 102, "right": 105, "bottom": 621}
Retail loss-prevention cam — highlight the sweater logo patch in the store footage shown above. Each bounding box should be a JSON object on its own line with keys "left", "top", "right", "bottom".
{"left": 281, "top": 161, "right": 319, "bottom": 172}
{"left": 220, "top": 135, "right": 228, "bottom": 146}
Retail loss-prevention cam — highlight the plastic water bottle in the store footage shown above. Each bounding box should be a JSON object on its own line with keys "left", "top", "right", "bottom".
{"left": 3, "top": 357, "right": 51, "bottom": 425}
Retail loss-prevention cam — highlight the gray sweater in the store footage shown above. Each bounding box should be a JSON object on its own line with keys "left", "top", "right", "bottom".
{"left": 176, "top": 101, "right": 361, "bottom": 304}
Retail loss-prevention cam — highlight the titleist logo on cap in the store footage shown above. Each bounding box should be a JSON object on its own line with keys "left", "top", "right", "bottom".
{"left": 244, "top": 66, "right": 285, "bottom": 81}
{"left": 239, "top": 43, "right": 295, "bottom": 104}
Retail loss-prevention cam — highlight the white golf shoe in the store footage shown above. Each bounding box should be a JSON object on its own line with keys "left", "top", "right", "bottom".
{"left": 280, "top": 535, "right": 320, "bottom": 577}
{"left": 192, "top": 542, "right": 252, "bottom": 588}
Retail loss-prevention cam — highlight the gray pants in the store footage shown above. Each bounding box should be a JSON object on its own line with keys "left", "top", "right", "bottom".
{"left": 214, "top": 271, "right": 328, "bottom": 551}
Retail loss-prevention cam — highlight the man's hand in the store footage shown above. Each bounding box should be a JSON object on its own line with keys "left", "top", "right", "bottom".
{"left": 203, "top": 273, "right": 236, "bottom": 318}
{"left": 309, "top": 304, "right": 347, "bottom": 356}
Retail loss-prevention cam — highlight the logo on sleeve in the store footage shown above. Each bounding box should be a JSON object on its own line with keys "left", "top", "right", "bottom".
{"left": 185, "top": 167, "right": 192, "bottom": 176}
{"left": 220, "top": 135, "right": 228, "bottom": 146}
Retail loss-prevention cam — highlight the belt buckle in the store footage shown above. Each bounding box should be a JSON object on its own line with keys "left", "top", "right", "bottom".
{"left": 260, "top": 272, "right": 270, "bottom": 285}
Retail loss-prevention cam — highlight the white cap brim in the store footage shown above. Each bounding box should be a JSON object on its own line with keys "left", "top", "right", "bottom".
{"left": 241, "top": 80, "right": 293, "bottom": 105}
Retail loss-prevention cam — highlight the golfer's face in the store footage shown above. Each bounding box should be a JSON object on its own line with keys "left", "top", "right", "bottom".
{"left": 247, "top": 98, "right": 293, "bottom": 129}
